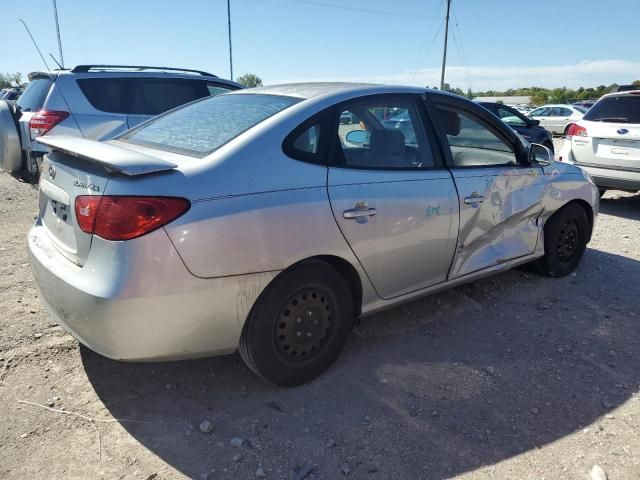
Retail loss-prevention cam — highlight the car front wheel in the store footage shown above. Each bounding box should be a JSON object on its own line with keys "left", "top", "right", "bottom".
{"left": 239, "top": 261, "right": 354, "bottom": 386}
{"left": 535, "top": 203, "right": 590, "bottom": 277}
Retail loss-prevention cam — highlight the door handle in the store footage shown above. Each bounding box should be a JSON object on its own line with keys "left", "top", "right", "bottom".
{"left": 343, "top": 202, "right": 377, "bottom": 219}
{"left": 343, "top": 208, "right": 377, "bottom": 219}
{"left": 463, "top": 193, "right": 485, "bottom": 205}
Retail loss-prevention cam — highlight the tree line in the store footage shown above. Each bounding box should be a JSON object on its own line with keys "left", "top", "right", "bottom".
{"left": 0, "top": 73, "right": 25, "bottom": 89}
{"left": 438, "top": 80, "right": 640, "bottom": 105}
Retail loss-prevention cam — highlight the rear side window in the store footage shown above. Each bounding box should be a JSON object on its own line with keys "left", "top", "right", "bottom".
{"left": 584, "top": 95, "right": 640, "bottom": 123}
{"left": 16, "top": 78, "right": 52, "bottom": 111}
{"left": 77, "top": 78, "right": 237, "bottom": 115}
{"left": 77, "top": 78, "right": 128, "bottom": 113}
{"left": 129, "top": 79, "right": 209, "bottom": 115}
{"left": 120, "top": 93, "right": 300, "bottom": 157}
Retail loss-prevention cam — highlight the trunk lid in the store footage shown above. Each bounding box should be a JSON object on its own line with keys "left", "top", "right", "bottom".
{"left": 35, "top": 136, "right": 179, "bottom": 266}
{"left": 572, "top": 120, "right": 640, "bottom": 170}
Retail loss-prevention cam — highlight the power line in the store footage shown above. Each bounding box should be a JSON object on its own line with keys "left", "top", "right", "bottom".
{"left": 409, "top": 18, "right": 445, "bottom": 83}
{"left": 291, "top": 0, "right": 440, "bottom": 19}
{"left": 407, "top": 0, "right": 445, "bottom": 78}
{"left": 452, "top": 11, "right": 473, "bottom": 92}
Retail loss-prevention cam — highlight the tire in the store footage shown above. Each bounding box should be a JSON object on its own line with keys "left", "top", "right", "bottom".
{"left": 238, "top": 262, "right": 354, "bottom": 386}
{"left": 535, "top": 203, "right": 590, "bottom": 277}
{"left": 598, "top": 188, "right": 607, "bottom": 198}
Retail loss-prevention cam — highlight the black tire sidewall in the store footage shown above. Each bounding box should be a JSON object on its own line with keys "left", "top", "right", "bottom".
{"left": 241, "top": 262, "right": 353, "bottom": 386}
{"left": 542, "top": 204, "right": 589, "bottom": 277}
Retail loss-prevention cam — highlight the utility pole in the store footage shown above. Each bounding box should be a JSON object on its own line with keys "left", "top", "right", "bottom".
{"left": 227, "top": 0, "right": 233, "bottom": 81}
{"left": 52, "top": 0, "right": 64, "bottom": 68}
{"left": 439, "top": 0, "right": 451, "bottom": 90}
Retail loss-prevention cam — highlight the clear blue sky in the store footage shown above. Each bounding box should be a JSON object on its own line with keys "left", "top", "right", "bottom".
{"left": 1, "top": 0, "right": 639, "bottom": 91}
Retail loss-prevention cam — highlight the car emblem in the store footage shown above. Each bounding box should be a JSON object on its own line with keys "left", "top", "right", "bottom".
{"left": 48, "top": 164, "right": 56, "bottom": 180}
{"left": 617, "top": 128, "right": 629, "bottom": 135}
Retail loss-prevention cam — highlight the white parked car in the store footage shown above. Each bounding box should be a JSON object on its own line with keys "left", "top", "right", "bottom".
{"left": 529, "top": 104, "right": 586, "bottom": 135}
{"left": 559, "top": 90, "right": 640, "bottom": 196}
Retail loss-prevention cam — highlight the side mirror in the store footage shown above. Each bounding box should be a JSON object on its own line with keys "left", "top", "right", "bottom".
{"left": 528, "top": 119, "right": 540, "bottom": 127}
{"left": 345, "top": 129, "right": 369, "bottom": 145}
{"left": 529, "top": 143, "right": 553, "bottom": 165}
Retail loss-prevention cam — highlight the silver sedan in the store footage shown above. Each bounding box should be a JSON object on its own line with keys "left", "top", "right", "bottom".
{"left": 28, "top": 83, "right": 599, "bottom": 385}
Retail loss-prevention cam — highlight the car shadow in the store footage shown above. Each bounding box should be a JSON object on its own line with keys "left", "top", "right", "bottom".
{"left": 81, "top": 248, "right": 640, "bottom": 479}
{"left": 599, "top": 191, "right": 640, "bottom": 221}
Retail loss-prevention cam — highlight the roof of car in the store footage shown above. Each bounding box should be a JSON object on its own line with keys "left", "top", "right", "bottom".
{"left": 600, "top": 90, "right": 640, "bottom": 99}
{"left": 238, "top": 82, "right": 426, "bottom": 99}
{"left": 533, "top": 104, "right": 581, "bottom": 109}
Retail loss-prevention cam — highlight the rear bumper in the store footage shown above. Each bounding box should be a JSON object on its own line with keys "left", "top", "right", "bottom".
{"left": 578, "top": 165, "right": 640, "bottom": 191}
{"left": 27, "top": 223, "right": 277, "bottom": 361}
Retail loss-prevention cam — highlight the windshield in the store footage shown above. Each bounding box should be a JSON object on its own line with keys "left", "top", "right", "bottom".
{"left": 120, "top": 93, "right": 300, "bottom": 157}
{"left": 16, "top": 78, "right": 52, "bottom": 111}
{"left": 583, "top": 95, "right": 640, "bottom": 123}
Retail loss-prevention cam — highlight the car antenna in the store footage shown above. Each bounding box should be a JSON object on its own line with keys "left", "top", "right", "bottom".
{"left": 49, "top": 53, "right": 63, "bottom": 70}
{"left": 18, "top": 18, "right": 51, "bottom": 74}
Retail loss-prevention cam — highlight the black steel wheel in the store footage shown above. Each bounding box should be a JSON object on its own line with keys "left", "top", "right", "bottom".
{"left": 535, "top": 203, "right": 590, "bottom": 277}
{"left": 274, "top": 286, "right": 335, "bottom": 363}
{"left": 239, "top": 262, "right": 354, "bottom": 386}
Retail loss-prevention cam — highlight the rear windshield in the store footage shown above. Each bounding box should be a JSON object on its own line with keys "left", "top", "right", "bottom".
{"left": 16, "top": 78, "right": 52, "bottom": 111}
{"left": 584, "top": 95, "right": 640, "bottom": 123}
{"left": 77, "top": 78, "right": 239, "bottom": 116}
{"left": 120, "top": 94, "right": 300, "bottom": 156}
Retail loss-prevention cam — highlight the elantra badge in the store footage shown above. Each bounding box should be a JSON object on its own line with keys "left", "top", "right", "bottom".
{"left": 617, "top": 128, "right": 629, "bottom": 135}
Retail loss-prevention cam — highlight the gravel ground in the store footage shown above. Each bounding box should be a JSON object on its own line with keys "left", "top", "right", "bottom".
{"left": 1, "top": 141, "right": 639, "bottom": 479}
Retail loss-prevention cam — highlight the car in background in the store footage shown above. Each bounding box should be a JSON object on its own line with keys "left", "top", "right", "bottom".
{"left": 26, "top": 83, "right": 598, "bottom": 386}
{"left": 380, "top": 109, "right": 418, "bottom": 144}
{"left": 573, "top": 100, "right": 596, "bottom": 110}
{"left": 529, "top": 104, "right": 586, "bottom": 135}
{"left": 339, "top": 111, "right": 357, "bottom": 124}
{"left": 559, "top": 90, "right": 640, "bottom": 196}
{"left": 0, "top": 87, "right": 24, "bottom": 101}
{"left": 478, "top": 102, "right": 554, "bottom": 151}
{"left": 0, "top": 65, "right": 242, "bottom": 182}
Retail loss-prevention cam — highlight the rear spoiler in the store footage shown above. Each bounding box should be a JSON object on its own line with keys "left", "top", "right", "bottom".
{"left": 36, "top": 136, "right": 177, "bottom": 176}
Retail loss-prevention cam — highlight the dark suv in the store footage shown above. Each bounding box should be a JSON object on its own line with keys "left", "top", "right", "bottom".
{"left": 478, "top": 102, "right": 555, "bottom": 151}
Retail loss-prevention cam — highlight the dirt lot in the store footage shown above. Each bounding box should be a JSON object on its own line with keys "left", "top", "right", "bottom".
{"left": 1, "top": 144, "right": 639, "bottom": 479}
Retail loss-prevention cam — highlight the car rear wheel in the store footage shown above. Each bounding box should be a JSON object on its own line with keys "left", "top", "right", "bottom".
{"left": 238, "top": 261, "right": 354, "bottom": 386}
{"left": 535, "top": 203, "right": 590, "bottom": 277}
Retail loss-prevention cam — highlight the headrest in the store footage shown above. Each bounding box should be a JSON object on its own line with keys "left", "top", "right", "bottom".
{"left": 370, "top": 129, "right": 405, "bottom": 155}
{"left": 438, "top": 109, "right": 461, "bottom": 136}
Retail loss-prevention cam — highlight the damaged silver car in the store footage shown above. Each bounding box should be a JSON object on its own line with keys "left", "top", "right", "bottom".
{"left": 27, "top": 83, "right": 599, "bottom": 386}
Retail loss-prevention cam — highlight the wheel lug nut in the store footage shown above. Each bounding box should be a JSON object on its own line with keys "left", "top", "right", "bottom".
{"left": 296, "top": 318, "right": 302, "bottom": 323}
{"left": 296, "top": 331, "right": 302, "bottom": 337}
{"left": 306, "top": 332, "right": 312, "bottom": 337}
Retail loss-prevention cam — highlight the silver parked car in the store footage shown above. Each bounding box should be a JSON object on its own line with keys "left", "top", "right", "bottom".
{"left": 0, "top": 65, "right": 242, "bottom": 182}
{"left": 28, "top": 83, "right": 599, "bottom": 386}
{"left": 528, "top": 104, "right": 586, "bottom": 135}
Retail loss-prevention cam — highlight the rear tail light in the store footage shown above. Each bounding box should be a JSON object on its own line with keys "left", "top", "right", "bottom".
{"left": 566, "top": 123, "right": 588, "bottom": 138}
{"left": 29, "top": 110, "right": 70, "bottom": 140}
{"left": 75, "top": 196, "right": 190, "bottom": 241}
